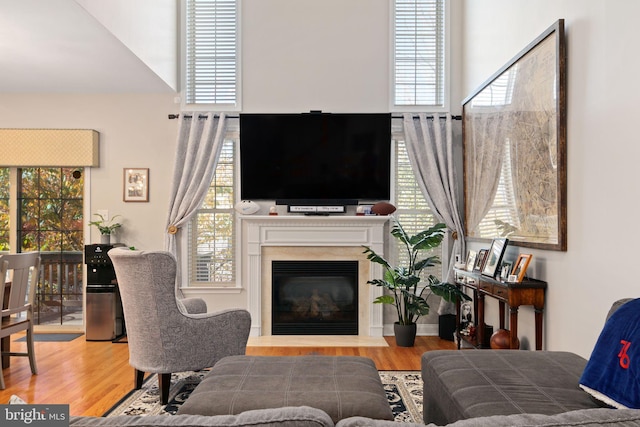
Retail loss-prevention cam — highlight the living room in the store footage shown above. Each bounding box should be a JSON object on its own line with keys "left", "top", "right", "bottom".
{"left": 0, "top": 0, "right": 638, "bottom": 424}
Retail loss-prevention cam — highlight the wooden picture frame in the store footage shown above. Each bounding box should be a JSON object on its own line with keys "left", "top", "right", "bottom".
{"left": 463, "top": 20, "right": 566, "bottom": 251}
{"left": 511, "top": 254, "right": 533, "bottom": 283}
{"left": 123, "top": 168, "right": 149, "bottom": 202}
{"left": 473, "top": 249, "right": 488, "bottom": 272}
{"left": 482, "top": 238, "right": 509, "bottom": 278}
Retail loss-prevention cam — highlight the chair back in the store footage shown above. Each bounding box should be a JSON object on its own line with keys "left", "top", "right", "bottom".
{"left": 0, "top": 252, "right": 40, "bottom": 321}
{"left": 108, "top": 249, "right": 184, "bottom": 368}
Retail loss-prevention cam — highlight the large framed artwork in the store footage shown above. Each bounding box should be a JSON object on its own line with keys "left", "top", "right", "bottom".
{"left": 463, "top": 20, "right": 567, "bottom": 251}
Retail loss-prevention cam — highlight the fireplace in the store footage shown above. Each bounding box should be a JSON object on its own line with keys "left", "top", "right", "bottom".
{"left": 272, "top": 260, "right": 358, "bottom": 335}
{"left": 240, "top": 215, "right": 388, "bottom": 337}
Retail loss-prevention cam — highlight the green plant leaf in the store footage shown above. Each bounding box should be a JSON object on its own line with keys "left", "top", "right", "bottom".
{"left": 373, "top": 295, "right": 396, "bottom": 305}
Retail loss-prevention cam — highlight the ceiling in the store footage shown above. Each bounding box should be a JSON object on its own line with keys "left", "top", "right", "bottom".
{"left": 0, "top": 0, "right": 175, "bottom": 93}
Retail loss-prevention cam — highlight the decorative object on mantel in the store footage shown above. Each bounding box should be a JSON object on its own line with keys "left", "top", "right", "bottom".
{"left": 363, "top": 218, "right": 470, "bottom": 347}
{"left": 234, "top": 200, "right": 260, "bottom": 215}
{"left": 371, "top": 201, "right": 396, "bottom": 215}
{"left": 88, "top": 213, "right": 122, "bottom": 244}
{"left": 268, "top": 206, "right": 278, "bottom": 216}
{"left": 123, "top": 168, "right": 149, "bottom": 202}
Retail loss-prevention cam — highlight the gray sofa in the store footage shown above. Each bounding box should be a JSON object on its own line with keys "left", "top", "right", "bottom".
{"left": 69, "top": 406, "right": 640, "bottom": 426}
{"left": 67, "top": 298, "right": 640, "bottom": 426}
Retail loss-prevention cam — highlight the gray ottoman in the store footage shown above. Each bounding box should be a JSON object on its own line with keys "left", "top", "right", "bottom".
{"left": 421, "top": 350, "right": 602, "bottom": 425}
{"left": 178, "top": 355, "right": 394, "bottom": 423}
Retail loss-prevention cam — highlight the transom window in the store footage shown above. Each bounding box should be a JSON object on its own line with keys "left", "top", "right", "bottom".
{"left": 393, "top": 0, "right": 447, "bottom": 108}
{"left": 184, "top": 0, "right": 238, "bottom": 106}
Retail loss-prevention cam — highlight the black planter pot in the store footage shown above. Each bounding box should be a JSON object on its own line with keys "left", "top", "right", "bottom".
{"left": 394, "top": 322, "right": 417, "bottom": 347}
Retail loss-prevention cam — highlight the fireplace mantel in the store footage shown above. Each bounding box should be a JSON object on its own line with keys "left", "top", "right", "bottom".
{"left": 239, "top": 215, "right": 389, "bottom": 337}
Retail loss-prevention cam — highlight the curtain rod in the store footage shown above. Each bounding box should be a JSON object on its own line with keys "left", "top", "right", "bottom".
{"left": 168, "top": 113, "right": 462, "bottom": 120}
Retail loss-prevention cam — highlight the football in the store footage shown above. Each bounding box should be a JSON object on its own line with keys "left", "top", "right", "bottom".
{"left": 371, "top": 201, "right": 396, "bottom": 215}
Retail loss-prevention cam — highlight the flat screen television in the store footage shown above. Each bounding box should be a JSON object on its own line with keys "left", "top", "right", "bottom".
{"left": 239, "top": 113, "right": 391, "bottom": 205}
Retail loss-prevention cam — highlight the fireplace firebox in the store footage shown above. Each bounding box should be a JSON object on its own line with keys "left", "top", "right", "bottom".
{"left": 272, "top": 260, "right": 358, "bottom": 335}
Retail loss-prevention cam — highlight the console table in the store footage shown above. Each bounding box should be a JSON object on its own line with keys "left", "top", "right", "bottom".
{"left": 454, "top": 269, "right": 547, "bottom": 350}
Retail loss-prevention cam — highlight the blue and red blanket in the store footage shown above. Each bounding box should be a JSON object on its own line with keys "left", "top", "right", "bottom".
{"left": 579, "top": 298, "right": 640, "bottom": 409}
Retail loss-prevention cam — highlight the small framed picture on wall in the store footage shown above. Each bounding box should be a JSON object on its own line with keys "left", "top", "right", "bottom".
{"left": 123, "top": 168, "right": 149, "bottom": 202}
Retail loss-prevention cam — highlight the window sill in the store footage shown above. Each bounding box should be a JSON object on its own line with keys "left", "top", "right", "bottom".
{"left": 180, "top": 286, "right": 243, "bottom": 295}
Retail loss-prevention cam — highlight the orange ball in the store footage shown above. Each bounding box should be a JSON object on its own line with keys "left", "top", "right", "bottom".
{"left": 490, "top": 329, "right": 520, "bottom": 349}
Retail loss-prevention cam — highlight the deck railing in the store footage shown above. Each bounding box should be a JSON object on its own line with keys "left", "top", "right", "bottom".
{"left": 36, "top": 252, "right": 83, "bottom": 325}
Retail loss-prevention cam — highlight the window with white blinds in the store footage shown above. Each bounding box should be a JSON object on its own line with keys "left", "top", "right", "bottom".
{"left": 393, "top": 0, "right": 446, "bottom": 108}
{"left": 185, "top": 0, "right": 238, "bottom": 106}
{"left": 189, "top": 136, "right": 236, "bottom": 285}
{"left": 392, "top": 120, "right": 441, "bottom": 279}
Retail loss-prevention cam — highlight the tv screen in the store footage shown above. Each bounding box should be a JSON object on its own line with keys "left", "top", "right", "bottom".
{"left": 239, "top": 113, "right": 391, "bottom": 204}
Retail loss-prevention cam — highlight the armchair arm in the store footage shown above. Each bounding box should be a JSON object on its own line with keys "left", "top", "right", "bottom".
{"left": 179, "top": 297, "right": 208, "bottom": 314}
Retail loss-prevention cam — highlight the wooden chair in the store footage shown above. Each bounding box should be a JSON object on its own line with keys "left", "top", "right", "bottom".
{"left": 0, "top": 252, "right": 40, "bottom": 389}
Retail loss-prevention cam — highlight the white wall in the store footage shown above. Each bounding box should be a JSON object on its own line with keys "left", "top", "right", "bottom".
{"left": 240, "top": 0, "right": 390, "bottom": 113}
{"left": 0, "top": 93, "right": 180, "bottom": 251}
{"left": 461, "top": 0, "right": 640, "bottom": 358}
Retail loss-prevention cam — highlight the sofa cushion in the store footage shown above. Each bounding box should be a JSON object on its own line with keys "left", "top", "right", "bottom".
{"left": 70, "top": 406, "right": 334, "bottom": 427}
{"left": 422, "top": 350, "right": 601, "bottom": 424}
{"left": 178, "top": 356, "right": 393, "bottom": 423}
{"left": 336, "top": 408, "right": 640, "bottom": 426}
{"left": 580, "top": 298, "right": 640, "bottom": 409}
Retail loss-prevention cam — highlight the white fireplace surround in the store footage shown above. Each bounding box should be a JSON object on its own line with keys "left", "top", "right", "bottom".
{"left": 240, "top": 215, "right": 389, "bottom": 337}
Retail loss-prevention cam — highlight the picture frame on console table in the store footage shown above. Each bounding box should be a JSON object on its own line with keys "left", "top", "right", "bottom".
{"left": 482, "top": 238, "right": 508, "bottom": 278}
{"left": 473, "top": 249, "right": 488, "bottom": 272}
{"left": 465, "top": 250, "right": 477, "bottom": 272}
{"left": 510, "top": 254, "right": 533, "bottom": 283}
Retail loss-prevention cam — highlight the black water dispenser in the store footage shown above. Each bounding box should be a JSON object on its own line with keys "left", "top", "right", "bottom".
{"left": 84, "top": 244, "right": 124, "bottom": 341}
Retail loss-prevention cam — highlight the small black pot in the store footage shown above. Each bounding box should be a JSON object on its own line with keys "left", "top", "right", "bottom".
{"left": 394, "top": 322, "right": 417, "bottom": 347}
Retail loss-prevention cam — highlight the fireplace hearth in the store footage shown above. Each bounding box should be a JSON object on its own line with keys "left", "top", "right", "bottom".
{"left": 272, "top": 260, "right": 358, "bottom": 335}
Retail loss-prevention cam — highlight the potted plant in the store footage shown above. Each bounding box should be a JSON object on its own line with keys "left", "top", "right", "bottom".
{"left": 363, "top": 219, "right": 470, "bottom": 347}
{"left": 88, "top": 213, "right": 122, "bottom": 244}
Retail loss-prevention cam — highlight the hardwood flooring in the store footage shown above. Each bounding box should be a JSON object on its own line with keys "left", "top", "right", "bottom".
{"left": 0, "top": 333, "right": 455, "bottom": 417}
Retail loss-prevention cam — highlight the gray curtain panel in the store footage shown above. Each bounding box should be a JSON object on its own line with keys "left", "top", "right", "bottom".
{"left": 165, "top": 112, "right": 227, "bottom": 291}
{"left": 403, "top": 113, "right": 464, "bottom": 315}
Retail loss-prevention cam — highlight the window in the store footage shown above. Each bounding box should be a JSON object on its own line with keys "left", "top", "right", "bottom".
{"left": 184, "top": 0, "right": 238, "bottom": 106}
{"left": 392, "top": 120, "right": 441, "bottom": 279}
{"left": 0, "top": 168, "right": 9, "bottom": 251}
{"left": 1, "top": 167, "right": 84, "bottom": 326}
{"left": 393, "top": 0, "right": 446, "bottom": 108}
{"left": 189, "top": 135, "right": 237, "bottom": 285}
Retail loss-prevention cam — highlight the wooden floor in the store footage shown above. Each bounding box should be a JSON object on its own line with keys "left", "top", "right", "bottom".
{"left": 0, "top": 333, "right": 455, "bottom": 417}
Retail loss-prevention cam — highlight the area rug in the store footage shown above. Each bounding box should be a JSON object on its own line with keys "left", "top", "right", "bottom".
{"left": 15, "top": 333, "right": 83, "bottom": 342}
{"left": 104, "top": 370, "right": 423, "bottom": 423}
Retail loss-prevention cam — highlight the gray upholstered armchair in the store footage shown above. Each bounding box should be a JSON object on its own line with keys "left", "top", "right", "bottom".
{"left": 108, "top": 249, "right": 251, "bottom": 404}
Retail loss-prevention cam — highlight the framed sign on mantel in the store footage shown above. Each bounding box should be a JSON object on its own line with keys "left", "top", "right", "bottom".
{"left": 463, "top": 19, "right": 567, "bottom": 251}
{"left": 123, "top": 168, "right": 149, "bottom": 202}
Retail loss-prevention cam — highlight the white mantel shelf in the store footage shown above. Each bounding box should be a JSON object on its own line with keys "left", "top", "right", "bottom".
{"left": 239, "top": 215, "right": 390, "bottom": 337}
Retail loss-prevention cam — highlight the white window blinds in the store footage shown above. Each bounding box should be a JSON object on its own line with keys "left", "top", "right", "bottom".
{"left": 394, "top": 0, "right": 445, "bottom": 107}
{"left": 185, "top": 0, "right": 238, "bottom": 105}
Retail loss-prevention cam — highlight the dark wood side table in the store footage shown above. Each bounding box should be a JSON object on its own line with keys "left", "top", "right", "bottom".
{"left": 454, "top": 269, "right": 547, "bottom": 350}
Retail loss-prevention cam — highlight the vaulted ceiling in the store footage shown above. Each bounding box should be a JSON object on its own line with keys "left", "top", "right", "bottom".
{"left": 0, "top": 0, "right": 178, "bottom": 93}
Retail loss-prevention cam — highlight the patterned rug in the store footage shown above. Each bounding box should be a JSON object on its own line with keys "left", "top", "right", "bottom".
{"left": 104, "top": 370, "right": 423, "bottom": 423}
